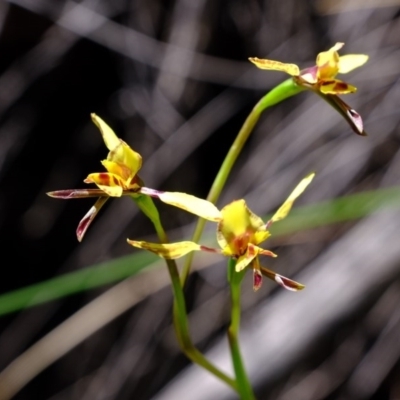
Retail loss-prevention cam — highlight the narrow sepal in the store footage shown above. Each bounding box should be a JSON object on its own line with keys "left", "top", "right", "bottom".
{"left": 47, "top": 189, "right": 107, "bottom": 199}
{"left": 261, "top": 266, "right": 305, "bottom": 291}
{"left": 320, "top": 94, "right": 366, "bottom": 136}
{"left": 76, "top": 197, "right": 109, "bottom": 242}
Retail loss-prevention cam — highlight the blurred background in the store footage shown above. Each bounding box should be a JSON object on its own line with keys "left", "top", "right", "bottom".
{"left": 1, "top": 0, "right": 400, "bottom": 399}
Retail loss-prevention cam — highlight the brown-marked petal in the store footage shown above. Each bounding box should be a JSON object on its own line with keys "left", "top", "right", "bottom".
{"left": 319, "top": 79, "right": 357, "bottom": 95}
{"left": 235, "top": 244, "right": 259, "bottom": 272}
{"left": 248, "top": 57, "right": 300, "bottom": 76}
{"left": 127, "top": 240, "right": 201, "bottom": 259}
{"left": 217, "top": 200, "right": 264, "bottom": 251}
{"left": 84, "top": 172, "right": 125, "bottom": 197}
{"left": 261, "top": 266, "right": 305, "bottom": 291}
{"left": 76, "top": 197, "right": 109, "bottom": 242}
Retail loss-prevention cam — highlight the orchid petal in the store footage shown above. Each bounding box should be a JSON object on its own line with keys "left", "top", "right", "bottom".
{"left": 338, "top": 54, "right": 369, "bottom": 74}
{"left": 253, "top": 230, "right": 271, "bottom": 246}
{"left": 248, "top": 57, "right": 300, "bottom": 76}
{"left": 316, "top": 42, "right": 343, "bottom": 66}
{"left": 107, "top": 141, "right": 142, "bottom": 181}
{"left": 101, "top": 160, "right": 132, "bottom": 181}
{"left": 261, "top": 266, "right": 305, "bottom": 291}
{"left": 217, "top": 200, "right": 264, "bottom": 251}
{"left": 319, "top": 79, "right": 357, "bottom": 95}
{"left": 270, "top": 173, "right": 315, "bottom": 224}
{"left": 91, "top": 114, "right": 120, "bottom": 152}
{"left": 139, "top": 188, "right": 221, "bottom": 221}
{"left": 299, "top": 66, "right": 318, "bottom": 84}
{"left": 235, "top": 244, "right": 259, "bottom": 272}
{"left": 126, "top": 240, "right": 201, "bottom": 259}
{"left": 316, "top": 42, "right": 344, "bottom": 80}
{"left": 258, "top": 248, "right": 278, "bottom": 258}
{"left": 76, "top": 197, "right": 108, "bottom": 242}
{"left": 84, "top": 173, "right": 124, "bottom": 197}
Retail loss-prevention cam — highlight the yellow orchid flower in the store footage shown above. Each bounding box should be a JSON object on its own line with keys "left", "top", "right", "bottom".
{"left": 128, "top": 173, "right": 315, "bottom": 292}
{"left": 249, "top": 43, "right": 369, "bottom": 136}
{"left": 47, "top": 114, "right": 220, "bottom": 241}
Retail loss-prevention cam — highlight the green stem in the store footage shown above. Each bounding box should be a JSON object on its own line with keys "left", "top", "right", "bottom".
{"left": 227, "top": 259, "right": 256, "bottom": 399}
{"left": 181, "top": 79, "right": 304, "bottom": 286}
{"left": 133, "top": 195, "right": 238, "bottom": 392}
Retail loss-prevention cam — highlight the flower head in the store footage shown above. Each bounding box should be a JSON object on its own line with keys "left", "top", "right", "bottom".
{"left": 47, "top": 114, "right": 220, "bottom": 241}
{"left": 84, "top": 115, "right": 143, "bottom": 197}
{"left": 249, "top": 43, "right": 368, "bottom": 135}
{"left": 128, "top": 173, "right": 315, "bottom": 291}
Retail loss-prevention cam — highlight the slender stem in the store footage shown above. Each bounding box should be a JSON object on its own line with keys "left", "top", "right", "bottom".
{"left": 167, "top": 259, "right": 237, "bottom": 391}
{"left": 181, "top": 79, "right": 304, "bottom": 286}
{"left": 134, "top": 196, "right": 237, "bottom": 392}
{"left": 227, "top": 259, "right": 256, "bottom": 399}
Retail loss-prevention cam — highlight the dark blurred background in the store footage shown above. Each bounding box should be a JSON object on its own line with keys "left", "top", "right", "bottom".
{"left": 1, "top": 0, "right": 400, "bottom": 399}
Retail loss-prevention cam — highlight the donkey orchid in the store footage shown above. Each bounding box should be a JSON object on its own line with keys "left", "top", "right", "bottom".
{"left": 128, "top": 173, "right": 315, "bottom": 291}
{"left": 249, "top": 43, "right": 369, "bottom": 136}
{"left": 47, "top": 114, "right": 220, "bottom": 241}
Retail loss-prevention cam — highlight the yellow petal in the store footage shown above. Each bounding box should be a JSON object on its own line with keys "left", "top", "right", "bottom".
{"left": 328, "top": 42, "right": 345, "bottom": 53}
{"left": 316, "top": 43, "right": 344, "bottom": 79}
{"left": 270, "top": 173, "right": 315, "bottom": 223}
{"left": 84, "top": 172, "right": 124, "bottom": 197}
{"left": 101, "top": 160, "right": 133, "bottom": 181}
{"left": 91, "top": 114, "right": 120, "bottom": 152}
{"left": 253, "top": 230, "right": 271, "bottom": 246}
{"left": 217, "top": 200, "right": 264, "bottom": 252}
{"left": 319, "top": 79, "right": 357, "bottom": 95}
{"left": 338, "top": 54, "right": 369, "bottom": 74}
{"left": 317, "top": 43, "right": 344, "bottom": 67}
{"left": 248, "top": 57, "right": 300, "bottom": 76}
{"left": 107, "top": 141, "right": 142, "bottom": 182}
{"left": 152, "top": 191, "right": 222, "bottom": 221}
{"left": 126, "top": 240, "right": 201, "bottom": 259}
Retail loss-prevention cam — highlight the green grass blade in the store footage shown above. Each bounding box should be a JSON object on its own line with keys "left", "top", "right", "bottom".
{"left": 0, "top": 252, "right": 158, "bottom": 316}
